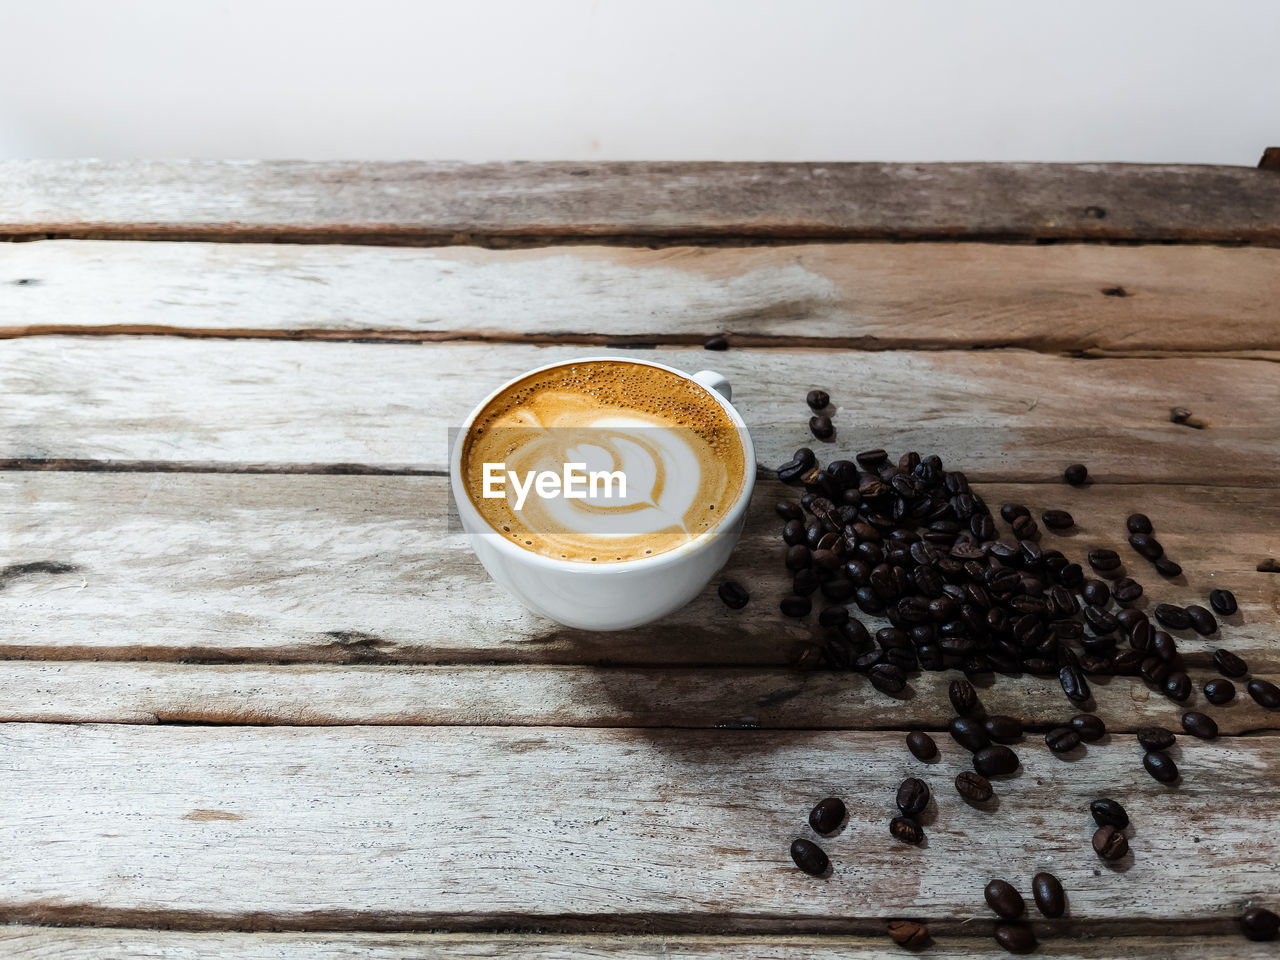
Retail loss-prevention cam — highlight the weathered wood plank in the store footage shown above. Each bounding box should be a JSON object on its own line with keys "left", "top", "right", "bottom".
{"left": 2, "top": 340, "right": 1277, "bottom": 482}
{"left": 0, "top": 724, "right": 1274, "bottom": 931}
{"left": 3, "top": 474, "right": 1275, "bottom": 669}
{"left": 2, "top": 661, "right": 1274, "bottom": 733}
{"left": 0, "top": 927, "right": 1272, "bottom": 960}
{"left": 3, "top": 161, "right": 1280, "bottom": 244}
{"left": 5, "top": 240, "right": 1280, "bottom": 353}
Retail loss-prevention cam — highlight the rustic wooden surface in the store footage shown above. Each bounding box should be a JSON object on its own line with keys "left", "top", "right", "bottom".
{"left": 0, "top": 161, "right": 1276, "bottom": 957}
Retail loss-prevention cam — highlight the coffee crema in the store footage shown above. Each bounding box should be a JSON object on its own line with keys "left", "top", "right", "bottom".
{"left": 460, "top": 360, "right": 747, "bottom": 562}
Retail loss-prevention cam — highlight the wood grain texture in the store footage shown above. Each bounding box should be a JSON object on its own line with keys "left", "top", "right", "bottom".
{"left": 0, "top": 927, "right": 1273, "bottom": 960}
{"left": 3, "top": 472, "right": 1276, "bottom": 670}
{"left": 1, "top": 660, "right": 1274, "bottom": 733}
{"left": 2, "top": 340, "right": 1277, "bottom": 482}
{"left": 5, "top": 240, "right": 1280, "bottom": 352}
{"left": 3, "top": 161, "right": 1280, "bottom": 244}
{"left": 0, "top": 724, "right": 1274, "bottom": 932}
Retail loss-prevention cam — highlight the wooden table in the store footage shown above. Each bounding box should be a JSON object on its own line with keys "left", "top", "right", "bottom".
{"left": 1, "top": 161, "right": 1278, "bottom": 958}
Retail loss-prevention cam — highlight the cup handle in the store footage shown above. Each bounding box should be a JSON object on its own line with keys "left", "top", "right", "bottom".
{"left": 692, "top": 370, "right": 731, "bottom": 403}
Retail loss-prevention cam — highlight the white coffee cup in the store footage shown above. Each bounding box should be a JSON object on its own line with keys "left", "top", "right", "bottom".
{"left": 449, "top": 356, "right": 756, "bottom": 630}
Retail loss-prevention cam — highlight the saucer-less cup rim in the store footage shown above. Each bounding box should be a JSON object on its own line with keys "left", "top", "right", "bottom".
{"left": 449, "top": 355, "right": 756, "bottom": 576}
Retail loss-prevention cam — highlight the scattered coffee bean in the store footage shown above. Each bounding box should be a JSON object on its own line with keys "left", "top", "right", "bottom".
{"left": 1242, "top": 907, "right": 1280, "bottom": 942}
{"left": 955, "top": 770, "right": 994, "bottom": 803}
{"left": 1031, "top": 872, "right": 1065, "bottom": 918}
{"left": 1112, "top": 577, "right": 1143, "bottom": 604}
{"left": 1260, "top": 558, "right": 1280, "bottom": 573}
{"left": 948, "top": 678, "right": 980, "bottom": 716}
{"left": 1000, "top": 503, "right": 1030, "bottom": 522}
{"left": 993, "top": 922, "right": 1037, "bottom": 955}
{"left": 1012, "top": 515, "right": 1039, "bottom": 540}
{"left": 1093, "top": 824, "right": 1129, "bottom": 860}
{"left": 906, "top": 730, "right": 937, "bottom": 761}
{"left": 896, "top": 777, "right": 931, "bottom": 817}
{"left": 973, "top": 745, "right": 1019, "bottom": 776}
{"left": 869, "top": 662, "right": 907, "bottom": 695}
{"left": 1248, "top": 678, "right": 1280, "bottom": 709}
{"left": 984, "top": 878, "right": 1026, "bottom": 919}
{"left": 950, "top": 716, "right": 991, "bottom": 752}
{"left": 809, "top": 415, "right": 835, "bottom": 442}
{"left": 780, "top": 595, "right": 811, "bottom": 618}
{"left": 1081, "top": 579, "right": 1110, "bottom": 607}
{"left": 809, "top": 797, "right": 846, "bottom": 834}
{"left": 1070, "top": 714, "right": 1106, "bottom": 742}
{"left": 1059, "top": 664, "right": 1091, "bottom": 704}
{"left": 717, "top": 580, "right": 749, "bottom": 609}
{"left": 1204, "top": 678, "right": 1236, "bottom": 705}
{"left": 1209, "top": 589, "right": 1238, "bottom": 616}
{"left": 1153, "top": 603, "right": 1191, "bottom": 630}
{"left": 817, "top": 604, "right": 848, "bottom": 627}
{"left": 806, "top": 389, "right": 830, "bottom": 412}
{"left": 1128, "top": 532, "right": 1163, "bottom": 560}
{"left": 1086, "top": 548, "right": 1120, "bottom": 573}
{"left": 887, "top": 919, "right": 929, "bottom": 947}
{"left": 1181, "top": 711, "right": 1218, "bottom": 740}
{"left": 1163, "top": 671, "right": 1192, "bottom": 703}
{"left": 1143, "top": 749, "right": 1179, "bottom": 783}
{"left": 790, "top": 837, "right": 829, "bottom": 875}
{"left": 703, "top": 334, "right": 729, "bottom": 351}
{"left": 1213, "top": 649, "right": 1249, "bottom": 678}
{"left": 855, "top": 448, "right": 887, "bottom": 468}
{"left": 1041, "top": 509, "right": 1074, "bottom": 530}
{"left": 1045, "top": 726, "right": 1081, "bottom": 754}
{"left": 1090, "top": 797, "right": 1129, "bottom": 829}
{"left": 1126, "top": 513, "right": 1153, "bottom": 534}
{"left": 1154, "top": 557, "right": 1183, "bottom": 578}
{"left": 983, "top": 715, "right": 1023, "bottom": 744}
{"left": 1064, "top": 464, "right": 1088, "bottom": 486}
{"left": 1136, "top": 726, "right": 1175, "bottom": 751}
{"left": 1185, "top": 604, "right": 1218, "bottom": 636}
{"left": 890, "top": 816, "right": 924, "bottom": 844}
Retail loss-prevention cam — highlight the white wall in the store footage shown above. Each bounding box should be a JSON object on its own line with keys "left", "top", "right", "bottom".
{"left": 0, "top": 0, "right": 1274, "bottom": 163}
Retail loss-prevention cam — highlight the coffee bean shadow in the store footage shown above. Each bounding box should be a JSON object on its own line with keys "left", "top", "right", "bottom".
{"left": 917, "top": 795, "right": 939, "bottom": 828}
{"left": 1103, "top": 848, "right": 1136, "bottom": 873}
{"left": 965, "top": 794, "right": 1001, "bottom": 814}
{"left": 1048, "top": 745, "right": 1089, "bottom": 763}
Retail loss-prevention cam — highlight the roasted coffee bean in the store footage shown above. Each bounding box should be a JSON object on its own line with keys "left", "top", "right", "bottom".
{"left": 1181, "top": 711, "right": 1218, "bottom": 739}
{"left": 1000, "top": 503, "right": 1030, "bottom": 523}
{"left": 984, "top": 879, "right": 1026, "bottom": 919}
{"left": 718, "top": 580, "right": 750, "bottom": 609}
{"left": 780, "top": 596, "right": 812, "bottom": 618}
{"left": 1143, "top": 749, "right": 1179, "bottom": 783}
{"left": 1163, "top": 671, "right": 1192, "bottom": 702}
{"left": 993, "top": 923, "right": 1037, "bottom": 955}
{"left": 1141, "top": 655, "right": 1171, "bottom": 685}
{"left": 1151, "top": 630, "right": 1178, "bottom": 662}
{"left": 818, "top": 604, "right": 848, "bottom": 627}
{"left": 1136, "top": 726, "right": 1175, "bottom": 751}
{"left": 1214, "top": 648, "right": 1249, "bottom": 678}
{"left": 973, "top": 745, "right": 1019, "bottom": 776}
{"left": 1031, "top": 872, "right": 1065, "bottom": 918}
{"left": 1045, "top": 726, "right": 1081, "bottom": 754}
{"left": 775, "top": 501, "right": 804, "bottom": 522}
{"left": 790, "top": 837, "right": 829, "bottom": 875}
{"left": 855, "top": 448, "right": 888, "bottom": 468}
{"left": 704, "top": 334, "right": 729, "bottom": 351}
{"left": 869, "top": 662, "right": 907, "bottom": 695}
{"left": 1083, "top": 604, "right": 1119, "bottom": 636}
{"left": 1154, "top": 603, "right": 1190, "bottom": 630}
{"left": 955, "top": 770, "right": 994, "bottom": 803}
{"left": 789, "top": 642, "right": 823, "bottom": 670}
{"left": 1209, "top": 589, "right": 1238, "bottom": 616}
{"left": 1041, "top": 509, "right": 1074, "bottom": 530}
{"left": 806, "top": 389, "right": 830, "bottom": 411}
{"left": 971, "top": 514, "right": 997, "bottom": 540}
{"left": 1059, "top": 664, "right": 1091, "bottom": 704}
{"left": 1086, "top": 548, "right": 1121, "bottom": 573}
{"left": 1242, "top": 907, "right": 1280, "bottom": 942}
{"left": 1248, "top": 678, "right": 1280, "bottom": 709}
{"left": 1057, "top": 562, "right": 1084, "bottom": 588}
{"left": 984, "top": 715, "right": 1023, "bottom": 744}
{"left": 1126, "top": 513, "right": 1153, "bottom": 534}
{"left": 1011, "top": 515, "right": 1039, "bottom": 541}
{"left": 890, "top": 816, "right": 924, "bottom": 844}
{"left": 1064, "top": 464, "right": 1088, "bottom": 486}
{"left": 1154, "top": 557, "right": 1182, "bottom": 578}
{"left": 812, "top": 547, "right": 841, "bottom": 572}
{"left": 809, "top": 415, "right": 835, "bottom": 441}
{"left": 1111, "top": 649, "right": 1145, "bottom": 675}
{"left": 1081, "top": 579, "right": 1110, "bottom": 606}
{"left": 792, "top": 568, "right": 820, "bottom": 597}
{"left": 887, "top": 920, "right": 929, "bottom": 948}
{"left": 945, "top": 715, "right": 986, "bottom": 752}
{"left": 1090, "top": 797, "right": 1129, "bottom": 829}
{"left": 1185, "top": 604, "right": 1218, "bottom": 636}
{"left": 1128, "top": 532, "right": 1164, "bottom": 560}
{"left": 785, "top": 544, "right": 812, "bottom": 571}
{"left": 777, "top": 456, "right": 813, "bottom": 485}
{"left": 1071, "top": 714, "right": 1106, "bottom": 742}
{"left": 1204, "top": 678, "right": 1236, "bottom": 705}
{"left": 948, "top": 678, "right": 980, "bottom": 716}
{"left": 896, "top": 777, "right": 931, "bottom": 817}
{"left": 897, "top": 595, "right": 931, "bottom": 622}
{"left": 1093, "top": 824, "right": 1129, "bottom": 860}
{"left": 820, "top": 578, "right": 857, "bottom": 602}
{"left": 854, "top": 585, "right": 885, "bottom": 616}
{"left": 906, "top": 730, "right": 938, "bottom": 761}
{"left": 783, "top": 518, "right": 806, "bottom": 546}
{"left": 1112, "top": 577, "right": 1143, "bottom": 604}
{"left": 809, "top": 796, "right": 846, "bottom": 834}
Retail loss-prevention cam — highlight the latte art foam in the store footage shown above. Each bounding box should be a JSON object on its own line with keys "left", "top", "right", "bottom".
{"left": 461, "top": 361, "right": 747, "bottom": 562}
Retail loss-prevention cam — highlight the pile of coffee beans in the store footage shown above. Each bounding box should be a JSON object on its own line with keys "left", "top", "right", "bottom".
{"left": 982, "top": 874, "right": 1063, "bottom": 954}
